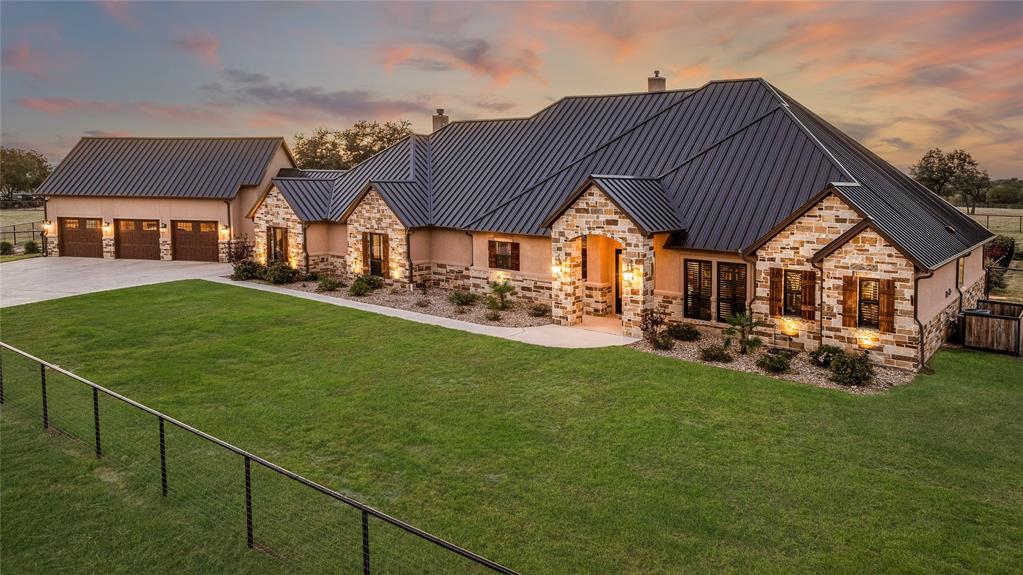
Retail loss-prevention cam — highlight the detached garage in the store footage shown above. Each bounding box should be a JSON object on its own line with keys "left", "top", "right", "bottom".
{"left": 38, "top": 137, "right": 295, "bottom": 262}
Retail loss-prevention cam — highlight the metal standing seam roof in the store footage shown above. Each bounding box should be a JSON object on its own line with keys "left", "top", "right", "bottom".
{"left": 272, "top": 178, "right": 334, "bottom": 222}
{"left": 38, "top": 137, "right": 288, "bottom": 199}
{"left": 545, "top": 176, "right": 682, "bottom": 234}
{"left": 276, "top": 168, "right": 347, "bottom": 180}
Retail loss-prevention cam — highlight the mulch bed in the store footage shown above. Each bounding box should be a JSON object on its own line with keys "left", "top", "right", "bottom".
{"left": 629, "top": 324, "right": 915, "bottom": 394}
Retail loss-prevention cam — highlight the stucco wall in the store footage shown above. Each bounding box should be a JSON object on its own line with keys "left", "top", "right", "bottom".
{"left": 917, "top": 248, "right": 984, "bottom": 322}
{"left": 234, "top": 145, "right": 294, "bottom": 239}
{"left": 652, "top": 238, "right": 755, "bottom": 328}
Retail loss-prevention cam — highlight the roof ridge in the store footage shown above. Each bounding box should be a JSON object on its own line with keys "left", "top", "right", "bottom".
{"left": 658, "top": 105, "right": 783, "bottom": 178}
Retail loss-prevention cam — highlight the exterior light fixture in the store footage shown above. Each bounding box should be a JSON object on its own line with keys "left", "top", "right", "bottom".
{"left": 779, "top": 317, "right": 800, "bottom": 337}
{"left": 160, "top": 222, "right": 168, "bottom": 229}
{"left": 622, "top": 268, "right": 635, "bottom": 282}
{"left": 218, "top": 224, "right": 231, "bottom": 241}
{"left": 42, "top": 220, "right": 53, "bottom": 232}
{"left": 552, "top": 257, "right": 563, "bottom": 277}
{"left": 856, "top": 329, "right": 879, "bottom": 349}
{"left": 102, "top": 221, "right": 113, "bottom": 236}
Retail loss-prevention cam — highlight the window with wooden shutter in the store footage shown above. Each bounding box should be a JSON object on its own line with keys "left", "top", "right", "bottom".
{"left": 783, "top": 270, "right": 802, "bottom": 317}
{"left": 717, "top": 263, "right": 747, "bottom": 322}
{"left": 858, "top": 278, "right": 880, "bottom": 329}
{"left": 581, "top": 237, "right": 588, "bottom": 281}
{"left": 488, "top": 240, "right": 519, "bottom": 270}
{"left": 800, "top": 269, "right": 816, "bottom": 321}
{"left": 842, "top": 275, "right": 858, "bottom": 327}
{"left": 684, "top": 259, "right": 712, "bottom": 320}
{"left": 769, "top": 267, "right": 784, "bottom": 317}
{"left": 361, "top": 231, "right": 370, "bottom": 272}
{"left": 878, "top": 278, "right": 895, "bottom": 333}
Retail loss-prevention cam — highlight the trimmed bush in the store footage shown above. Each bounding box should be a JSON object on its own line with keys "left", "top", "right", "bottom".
{"left": 700, "top": 344, "right": 734, "bottom": 363}
{"left": 359, "top": 275, "right": 385, "bottom": 290}
{"left": 348, "top": 277, "right": 372, "bottom": 297}
{"left": 316, "top": 275, "right": 343, "bottom": 292}
{"left": 264, "top": 262, "right": 299, "bottom": 284}
{"left": 225, "top": 237, "right": 254, "bottom": 263}
{"left": 666, "top": 323, "right": 700, "bottom": 341}
{"left": 230, "top": 259, "right": 265, "bottom": 281}
{"left": 484, "top": 309, "right": 502, "bottom": 321}
{"left": 640, "top": 309, "right": 668, "bottom": 342}
{"left": 527, "top": 303, "right": 551, "bottom": 317}
{"left": 448, "top": 290, "right": 478, "bottom": 307}
{"left": 830, "top": 350, "right": 875, "bottom": 386}
{"left": 651, "top": 334, "right": 675, "bottom": 351}
{"left": 0, "top": 241, "right": 13, "bottom": 255}
{"left": 757, "top": 353, "right": 791, "bottom": 374}
{"left": 809, "top": 344, "right": 845, "bottom": 368}
{"left": 23, "top": 240, "right": 40, "bottom": 254}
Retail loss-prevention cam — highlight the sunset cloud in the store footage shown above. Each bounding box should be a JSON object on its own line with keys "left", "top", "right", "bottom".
{"left": 172, "top": 30, "right": 220, "bottom": 67}
{"left": 97, "top": 1, "right": 141, "bottom": 31}
{"left": 18, "top": 97, "right": 225, "bottom": 123}
{"left": 381, "top": 38, "right": 545, "bottom": 86}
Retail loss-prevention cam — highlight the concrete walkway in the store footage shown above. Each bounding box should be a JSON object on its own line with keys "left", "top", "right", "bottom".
{"left": 204, "top": 277, "right": 639, "bottom": 349}
{"left": 0, "top": 257, "right": 231, "bottom": 307}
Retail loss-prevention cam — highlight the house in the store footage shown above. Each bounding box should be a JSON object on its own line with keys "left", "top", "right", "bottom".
{"left": 40, "top": 76, "right": 992, "bottom": 369}
{"left": 39, "top": 137, "right": 294, "bottom": 261}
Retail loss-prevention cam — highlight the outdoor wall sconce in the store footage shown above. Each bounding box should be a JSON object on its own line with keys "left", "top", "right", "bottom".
{"left": 779, "top": 317, "right": 801, "bottom": 337}
{"left": 622, "top": 268, "right": 635, "bottom": 282}
{"left": 856, "top": 329, "right": 880, "bottom": 350}
{"left": 551, "top": 257, "right": 563, "bottom": 278}
{"left": 218, "top": 224, "right": 231, "bottom": 241}
{"left": 102, "top": 221, "right": 113, "bottom": 236}
{"left": 42, "top": 220, "right": 53, "bottom": 232}
{"left": 160, "top": 221, "right": 168, "bottom": 229}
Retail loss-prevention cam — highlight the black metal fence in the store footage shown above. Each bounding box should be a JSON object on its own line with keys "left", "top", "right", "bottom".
{"left": 0, "top": 342, "right": 518, "bottom": 574}
{"left": 0, "top": 220, "right": 44, "bottom": 247}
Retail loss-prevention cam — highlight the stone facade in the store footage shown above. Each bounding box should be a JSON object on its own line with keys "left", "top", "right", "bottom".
{"left": 159, "top": 237, "right": 173, "bottom": 261}
{"left": 308, "top": 253, "right": 348, "bottom": 276}
{"left": 921, "top": 277, "right": 984, "bottom": 363}
{"left": 346, "top": 190, "right": 408, "bottom": 283}
{"left": 44, "top": 234, "right": 59, "bottom": 257}
{"left": 584, "top": 282, "right": 614, "bottom": 316}
{"left": 253, "top": 186, "right": 306, "bottom": 269}
{"left": 102, "top": 236, "right": 115, "bottom": 259}
{"left": 550, "top": 186, "right": 653, "bottom": 337}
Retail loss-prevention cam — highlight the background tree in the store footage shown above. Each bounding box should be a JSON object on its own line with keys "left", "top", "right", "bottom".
{"left": 293, "top": 120, "right": 413, "bottom": 170}
{"left": 910, "top": 148, "right": 955, "bottom": 198}
{"left": 950, "top": 159, "right": 991, "bottom": 214}
{"left": 0, "top": 147, "right": 51, "bottom": 201}
{"left": 987, "top": 178, "right": 1022, "bottom": 206}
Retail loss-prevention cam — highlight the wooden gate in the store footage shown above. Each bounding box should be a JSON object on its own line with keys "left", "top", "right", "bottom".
{"left": 963, "top": 300, "right": 1023, "bottom": 356}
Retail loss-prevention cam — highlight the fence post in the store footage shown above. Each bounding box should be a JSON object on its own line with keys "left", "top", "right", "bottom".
{"left": 362, "top": 509, "right": 371, "bottom": 575}
{"left": 0, "top": 351, "right": 5, "bottom": 405}
{"left": 92, "top": 387, "right": 102, "bottom": 458}
{"left": 244, "top": 456, "right": 254, "bottom": 549}
{"left": 40, "top": 363, "right": 48, "bottom": 429}
{"left": 159, "top": 417, "right": 168, "bottom": 496}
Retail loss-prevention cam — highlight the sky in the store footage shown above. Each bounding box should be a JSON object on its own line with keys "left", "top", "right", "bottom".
{"left": 1, "top": 1, "right": 1020, "bottom": 177}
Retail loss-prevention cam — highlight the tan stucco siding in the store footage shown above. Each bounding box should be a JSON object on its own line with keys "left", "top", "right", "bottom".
{"left": 472, "top": 233, "right": 551, "bottom": 278}
{"left": 305, "top": 222, "right": 329, "bottom": 255}
{"left": 46, "top": 196, "right": 229, "bottom": 223}
{"left": 651, "top": 238, "right": 755, "bottom": 326}
{"left": 917, "top": 248, "right": 984, "bottom": 323}
{"left": 235, "top": 145, "right": 294, "bottom": 238}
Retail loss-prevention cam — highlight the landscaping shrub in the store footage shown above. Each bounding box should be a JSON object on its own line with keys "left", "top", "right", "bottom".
{"left": 527, "top": 303, "right": 551, "bottom": 317}
{"left": 666, "top": 323, "right": 700, "bottom": 341}
{"left": 225, "top": 237, "right": 254, "bottom": 263}
{"left": 639, "top": 309, "right": 668, "bottom": 342}
{"left": 448, "top": 290, "right": 478, "bottom": 307}
{"left": 415, "top": 298, "right": 430, "bottom": 308}
{"left": 985, "top": 258, "right": 1007, "bottom": 290}
{"left": 984, "top": 235, "right": 1016, "bottom": 266}
{"left": 230, "top": 259, "right": 265, "bottom": 281}
{"left": 360, "top": 275, "right": 385, "bottom": 290}
{"left": 23, "top": 240, "right": 39, "bottom": 254}
{"left": 0, "top": 241, "right": 13, "bottom": 255}
{"left": 264, "top": 262, "right": 299, "bottom": 284}
{"left": 348, "top": 277, "right": 372, "bottom": 297}
{"left": 722, "top": 311, "right": 765, "bottom": 354}
{"left": 830, "top": 350, "right": 875, "bottom": 386}
{"left": 809, "top": 344, "right": 845, "bottom": 368}
{"left": 651, "top": 334, "right": 675, "bottom": 351}
{"left": 700, "top": 344, "right": 734, "bottom": 363}
{"left": 757, "top": 352, "right": 791, "bottom": 374}
{"left": 488, "top": 280, "right": 516, "bottom": 310}
{"left": 316, "top": 275, "right": 343, "bottom": 292}
{"left": 300, "top": 271, "right": 319, "bottom": 282}
{"left": 484, "top": 309, "right": 502, "bottom": 321}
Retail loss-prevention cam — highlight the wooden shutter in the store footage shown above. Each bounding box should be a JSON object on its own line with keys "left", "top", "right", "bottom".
{"left": 510, "top": 242, "right": 520, "bottom": 271}
{"left": 362, "top": 231, "right": 370, "bottom": 272}
{"left": 842, "top": 275, "right": 857, "bottom": 327}
{"left": 801, "top": 270, "right": 816, "bottom": 321}
{"left": 381, "top": 234, "right": 390, "bottom": 276}
{"left": 769, "top": 268, "right": 783, "bottom": 317}
{"left": 878, "top": 278, "right": 895, "bottom": 333}
{"left": 488, "top": 240, "right": 497, "bottom": 268}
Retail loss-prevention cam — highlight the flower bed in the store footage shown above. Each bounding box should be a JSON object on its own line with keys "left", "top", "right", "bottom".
{"left": 630, "top": 324, "right": 913, "bottom": 393}
{"left": 282, "top": 280, "right": 553, "bottom": 328}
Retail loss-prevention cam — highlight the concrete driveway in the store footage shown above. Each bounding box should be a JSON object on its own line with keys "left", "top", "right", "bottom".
{"left": 0, "top": 257, "right": 230, "bottom": 307}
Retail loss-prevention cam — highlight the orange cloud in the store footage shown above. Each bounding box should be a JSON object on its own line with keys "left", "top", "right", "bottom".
{"left": 2, "top": 43, "right": 46, "bottom": 79}
{"left": 97, "top": 1, "right": 141, "bottom": 30}
{"left": 379, "top": 38, "right": 545, "bottom": 86}
{"left": 172, "top": 30, "right": 220, "bottom": 67}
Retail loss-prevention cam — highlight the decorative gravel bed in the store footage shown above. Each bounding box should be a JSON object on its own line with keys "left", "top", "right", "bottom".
{"left": 629, "top": 324, "right": 914, "bottom": 394}
{"left": 280, "top": 280, "right": 554, "bottom": 328}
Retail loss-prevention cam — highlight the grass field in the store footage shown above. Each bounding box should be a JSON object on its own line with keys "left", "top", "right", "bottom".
{"left": 958, "top": 206, "right": 1023, "bottom": 247}
{"left": 0, "top": 253, "right": 41, "bottom": 263}
{"left": 0, "top": 208, "right": 45, "bottom": 245}
{"left": 2, "top": 281, "right": 1021, "bottom": 574}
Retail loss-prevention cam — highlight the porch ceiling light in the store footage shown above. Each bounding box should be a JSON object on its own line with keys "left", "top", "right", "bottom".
{"left": 856, "top": 329, "right": 880, "bottom": 350}
{"left": 779, "top": 317, "right": 800, "bottom": 337}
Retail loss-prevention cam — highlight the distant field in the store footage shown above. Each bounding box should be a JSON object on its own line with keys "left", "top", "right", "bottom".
{"left": 0, "top": 209, "right": 45, "bottom": 246}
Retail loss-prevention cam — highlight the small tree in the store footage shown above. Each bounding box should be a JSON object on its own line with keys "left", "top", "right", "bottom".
{"left": 722, "top": 311, "right": 765, "bottom": 354}
{"left": 487, "top": 280, "right": 516, "bottom": 310}
{"left": 910, "top": 148, "right": 990, "bottom": 214}
{"left": 0, "top": 147, "right": 51, "bottom": 201}
{"left": 910, "top": 148, "right": 955, "bottom": 198}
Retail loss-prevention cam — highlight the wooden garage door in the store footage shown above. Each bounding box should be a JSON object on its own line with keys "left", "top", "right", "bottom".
{"left": 59, "top": 217, "right": 103, "bottom": 258}
{"left": 173, "top": 220, "right": 219, "bottom": 262}
{"left": 115, "top": 219, "right": 160, "bottom": 260}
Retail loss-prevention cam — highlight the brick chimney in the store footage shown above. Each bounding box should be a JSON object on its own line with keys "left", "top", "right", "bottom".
{"left": 432, "top": 108, "right": 450, "bottom": 132}
{"left": 647, "top": 70, "right": 666, "bottom": 93}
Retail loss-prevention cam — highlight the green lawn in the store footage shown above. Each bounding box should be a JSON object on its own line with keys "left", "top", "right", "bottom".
{"left": 0, "top": 208, "right": 44, "bottom": 227}
{"left": 2, "top": 280, "right": 1021, "bottom": 574}
{"left": 0, "top": 253, "right": 41, "bottom": 263}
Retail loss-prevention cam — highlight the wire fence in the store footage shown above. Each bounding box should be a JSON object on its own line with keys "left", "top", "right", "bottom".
{"left": 0, "top": 342, "right": 519, "bottom": 575}
{"left": 0, "top": 220, "right": 44, "bottom": 246}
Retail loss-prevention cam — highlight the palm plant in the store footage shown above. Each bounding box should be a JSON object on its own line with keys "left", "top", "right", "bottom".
{"left": 722, "top": 311, "right": 766, "bottom": 354}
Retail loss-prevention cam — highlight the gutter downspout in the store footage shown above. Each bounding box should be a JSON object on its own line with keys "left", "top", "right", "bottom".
{"left": 406, "top": 229, "right": 413, "bottom": 286}
{"left": 913, "top": 268, "right": 936, "bottom": 372}
{"left": 954, "top": 257, "right": 964, "bottom": 313}
{"left": 224, "top": 200, "right": 232, "bottom": 237}
{"left": 466, "top": 232, "right": 475, "bottom": 267}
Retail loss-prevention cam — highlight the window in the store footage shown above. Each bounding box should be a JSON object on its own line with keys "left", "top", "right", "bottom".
{"left": 783, "top": 270, "right": 802, "bottom": 317}
{"left": 581, "top": 237, "right": 588, "bottom": 281}
{"left": 684, "top": 259, "right": 712, "bottom": 320}
{"left": 200, "top": 222, "right": 217, "bottom": 233}
{"left": 858, "top": 278, "right": 880, "bottom": 329}
{"left": 176, "top": 222, "right": 193, "bottom": 232}
{"left": 488, "top": 240, "right": 519, "bottom": 271}
{"left": 119, "top": 220, "right": 136, "bottom": 231}
{"left": 268, "top": 226, "right": 288, "bottom": 263}
{"left": 63, "top": 219, "right": 79, "bottom": 229}
{"left": 957, "top": 257, "right": 966, "bottom": 287}
{"left": 85, "top": 219, "right": 101, "bottom": 229}
{"left": 367, "top": 233, "right": 386, "bottom": 276}
{"left": 717, "top": 263, "right": 747, "bottom": 322}
{"left": 143, "top": 221, "right": 159, "bottom": 231}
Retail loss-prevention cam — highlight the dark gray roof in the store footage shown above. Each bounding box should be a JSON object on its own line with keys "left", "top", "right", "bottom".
{"left": 273, "top": 178, "right": 333, "bottom": 221}
{"left": 545, "top": 176, "right": 682, "bottom": 234}
{"left": 277, "top": 168, "right": 346, "bottom": 180}
{"left": 39, "top": 137, "right": 289, "bottom": 199}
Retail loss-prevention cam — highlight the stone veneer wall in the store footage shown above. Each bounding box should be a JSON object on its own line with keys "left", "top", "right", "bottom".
{"left": 584, "top": 283, "right": 613, "bottom": 315}
{"left": 252, "top": 186, "right": 306, "bottom": 269}
{"left": 417, "top": 263, "right": 552, "bottom": 304}
{"left": 819, "top": 228, "right": 918, "bottom": 369}
{"left": 920, "top": 277, "right": 984, "bottom": 363}
{"left": 753, "top": 193, "right": 861, "bottom": 352}
{"left": 44, "top": 235, "right": 59, "bottom": 257}
{"left": 346, "top": 190, "right": 408, "bottom": 283}
{"left": 550, "top": 186, "right": 653, "bottom": 337}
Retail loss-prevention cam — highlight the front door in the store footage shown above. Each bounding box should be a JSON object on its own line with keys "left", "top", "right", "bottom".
{"left": 614, "top": 248, "right": 623, "bottom": 315}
